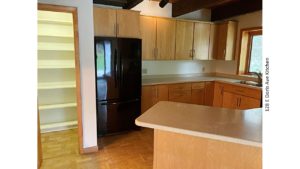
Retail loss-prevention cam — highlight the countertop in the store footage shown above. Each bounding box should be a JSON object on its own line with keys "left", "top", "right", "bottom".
{"left": 136, "top": 101, "right": 262, "bottom": 147}
{"left": 142, "top": 74, "right": 262, "bottom": 90}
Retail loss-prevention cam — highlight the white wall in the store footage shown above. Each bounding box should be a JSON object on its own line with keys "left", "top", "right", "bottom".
{"left": 216, "top": 10, "right": 263, "bottom": 74}
{"left": 133, "top": 0, "right": 215, "bottom": 76}
{"left": 38, "top": 0, "right": 97, "bottom": 148}
{"left": 132, "top": 0, "right": 172, "bottom": 17}
{"left": 143, "top": 60, "right": 215, "bottom": 75}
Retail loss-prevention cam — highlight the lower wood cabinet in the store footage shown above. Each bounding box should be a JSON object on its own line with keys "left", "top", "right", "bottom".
{"left": 216, "top": 82, "right": 262, "bottom": 110}
{"left": 141, "top": 84, "right": 168, "bottom": 113}
{"left": 142, "top": 81, "right": 261, "bottom": 112}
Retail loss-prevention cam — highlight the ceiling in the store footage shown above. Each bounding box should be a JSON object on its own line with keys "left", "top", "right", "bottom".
{"left": 93, "top": 0, "right": 262, "bottom": 21}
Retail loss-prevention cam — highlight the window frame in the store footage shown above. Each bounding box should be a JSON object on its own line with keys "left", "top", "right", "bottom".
{"left": 245, "top": 30, "right": 262, "bottom": 73}
{"left": 236, "top": 27, "right": 262, "bottom": 75}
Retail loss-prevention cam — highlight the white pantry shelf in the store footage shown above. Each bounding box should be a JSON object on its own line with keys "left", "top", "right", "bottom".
{"left": 39, "top": 102, "right": 77, "bottom": 110}
{"left": 38, "top": 42, "right": 74, "bottom": 51}
{"left": 40, "top": 120, "right": 77, "bottom": 133}
{"left": 38, "top": 81, "right": 76, "bottom": 90}
{"left": 38, "top": 60, "right": 75, "bottom": 69}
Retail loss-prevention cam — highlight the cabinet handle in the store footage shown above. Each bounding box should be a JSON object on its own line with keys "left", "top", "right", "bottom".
{"left": 238, "top": 98, "right": 241, "bottom": 107}
{"left": 190, "top": 49, "right": 193, "bottom": 58}
{"left": 223, "top": 49, "right": 226, "bottom": 58}
{"left": 193, "top": 49, "right": 195, "bottom": 58}
{"left": 236, "top": 98, "right": 239, "bottom": 107}
{"left": 114, "top": 24, "right": 117, "bottom": 35}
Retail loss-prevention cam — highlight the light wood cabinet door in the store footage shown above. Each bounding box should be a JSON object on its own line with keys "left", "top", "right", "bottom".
{"left": 141, "top": 86, "right": 156, "bottom": 113}
{"left": 156, "top": 18, "right": 176, "bottom": 60}
{"left": 213, "top": 82, "right": 224, "bottom": 107}
{"left": 116, "top": 10, "right": 140, "bottom": 38}
{"left": 193, "top": 22, "right": 211, "bottom": 60}
{"left": 213, "top": 21, "right": 237, "bottom": 60}
{"left": 140, "top": 16, "right": 157, "bottom": 60}
{"left": 155, "top": 85, "right": 169, "bottom": 103}
{"left": 191, "top": 89, "right": 205, "bottom": 105}
{"left": 93, "top": 7, "right": 116, "bottom": 37}
{"left": 215, "top": 23, "right": 228, "bottom": 60}
{"left": 238, "top": 95, "right": 261, "bottom": 110}
{"left": 175, "top": 21, "right": 194, "bottom": 60}
{"left": 204, "top": 81, "right": 214, "bottom": 106}
{"left": 222, "top": 91, "right": 239, "bottom": 109}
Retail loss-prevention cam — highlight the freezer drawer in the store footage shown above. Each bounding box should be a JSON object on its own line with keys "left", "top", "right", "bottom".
{"left": 96, "top": 99, "right": 141, "bottom": 136}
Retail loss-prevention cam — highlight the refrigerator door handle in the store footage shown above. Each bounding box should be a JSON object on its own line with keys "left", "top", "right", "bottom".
{"left": 99, "top": 98, "right": 140, "bottom": 106}
{"left": 114, "top": 48, "right": 118, "bottom": 88}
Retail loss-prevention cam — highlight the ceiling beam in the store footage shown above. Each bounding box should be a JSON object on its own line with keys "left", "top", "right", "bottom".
{"left": 123, "top": 0, "right": 143, "bottom": 9}
{"left": 172, "top": 0, "right": 237, "bottom": 17}
{"left": 211, "top": 0, "right": 262, "bottom": 21}
{"left": 93, "top": 0, "right": 126, "bottom": 7}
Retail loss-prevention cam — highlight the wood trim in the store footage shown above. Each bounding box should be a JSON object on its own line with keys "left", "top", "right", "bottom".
{"left": 38, "top": 3, "right": 84, "bottom": 154}
{"left": 38, "top": 111, "right": 42, "bottom": 169}
{"left": 236, "top": 27, "right": 262, "bottom": 75}
{"left": 82, "top": 146, "right": 99, "bottom": 154}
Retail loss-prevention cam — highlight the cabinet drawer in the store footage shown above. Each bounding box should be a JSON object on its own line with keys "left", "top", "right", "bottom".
{"left": 223, "top": 84, "right": 261, "bottom": 99}
{"left": 168, "top": 83, "right": 191, "bottom": 91}
{"left": 169, "top": 90, "right": 191, "bottom": 103}
{"left": 191, "top": 82, "right": 205, "bottom": 89}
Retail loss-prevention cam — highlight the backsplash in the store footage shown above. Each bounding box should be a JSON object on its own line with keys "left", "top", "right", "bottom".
{"left": 142, "top": 60, "right": 216, "bottom": 75}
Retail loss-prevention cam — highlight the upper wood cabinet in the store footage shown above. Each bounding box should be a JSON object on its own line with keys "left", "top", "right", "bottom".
{"left": 213, "top": 21, "right": 237, "bottom": 60}
{"left": 156, "top": 18, "right": 176, "bottom": 60}
{"left": 193, "top": 22, "right": 212, "bottom": 60}
{"left": 93, "top": 7, "right": 140, "bottom": 38}
{"left": 116, "top": 10, "right": 140, "bottom": 38}
{"left": 175, "top": 21, "right": 194, "bottom": 60}
{"left": 140, "top": 16, "right": 157, "bottom": 60}
{"left": 94, "top": 7, "right": 116, "bottom": 37}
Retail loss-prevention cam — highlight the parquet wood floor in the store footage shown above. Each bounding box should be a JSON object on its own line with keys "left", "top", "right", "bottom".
{"left": 41, "top": 128, "right": 154, "bottom": 169}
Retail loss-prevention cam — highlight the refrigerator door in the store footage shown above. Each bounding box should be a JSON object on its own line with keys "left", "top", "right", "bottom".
{"left": 117, "top": 38, "right": 142, "bottom": 100}
{"left": 95, "top": 37, "right": 120, "bottom": 101}
{"left": 96, "top": 99, "right": 141, "bottom": 136}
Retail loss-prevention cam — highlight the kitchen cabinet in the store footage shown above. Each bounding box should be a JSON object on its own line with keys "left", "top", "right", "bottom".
{"left": 142, "top": 85, "right": 168, "bottom": 113}
{"left": 140, "top": 16, "right": 157, "bottom": 60}
{"left": 213, "top": 21, "right": 237, "bottom": 60}
{"left": 213, "top": 82, "right": 225, "bottom": 107}
{"left": 116, "top": 10, "right": 140, "bottom": 38}
{"left": 191, "top": 82, "right": 205, "bottom": 105}
{"left": 156, "top": 18, "right": 176, "bottom": 60}
{"left": 168, "top": 83, "right": 192, "bottom": 103}
{"left": 93, "top": 7, "right": 140, "bottom": 38}
{"left": 93, "top": 7, "right": 116, "bottom": 37}
{"left": 175, "top": 20, "right": 194, "bottom": 60}
{"left": 222, "top": 91, "right": 261, "bottom": 110}
{"left": 214, "top": 82, "right": 262, "bottom": 110}
{"left": 204, "top": 82, "right": 214, "bottom": 106}
{"left": 193, "top": 22, "right": 212, "bottom": 60}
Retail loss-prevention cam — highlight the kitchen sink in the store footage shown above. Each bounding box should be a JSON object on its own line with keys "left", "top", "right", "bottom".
{"left": 235, "top": 80, "right": 262, "bottom": 87}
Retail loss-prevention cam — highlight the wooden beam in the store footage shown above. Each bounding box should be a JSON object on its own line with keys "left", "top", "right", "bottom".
{"left": 123, "top": 0, "right": 144, "bottom": 9}
{"left": 211, "top": 0, "right": 262, "bottom": 21}
{"left": 172, "top": 0, "right": 237, "bottom": 17}
{"left": 93, "top": 0, "right": 126, "bottom": 7}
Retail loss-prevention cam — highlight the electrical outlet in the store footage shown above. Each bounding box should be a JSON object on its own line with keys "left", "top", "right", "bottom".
{"left": 142, "top": 69, "right": 147, "bottom": 74}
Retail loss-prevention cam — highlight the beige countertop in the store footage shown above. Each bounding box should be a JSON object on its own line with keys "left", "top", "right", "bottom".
{"left": 136, "top": 101, "right": 262, "bottom": 147}
{"left": 142, "top": 74, "right": 262, "bottom": 89}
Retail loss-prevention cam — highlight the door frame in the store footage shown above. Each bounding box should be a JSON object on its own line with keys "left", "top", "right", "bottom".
{"left": 38, "top": 3, "right": 84, "bottom": 154}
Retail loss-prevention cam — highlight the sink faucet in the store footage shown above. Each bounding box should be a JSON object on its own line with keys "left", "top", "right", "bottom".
{"left": 248, "top": 72, "right": 262, "bottom": 86}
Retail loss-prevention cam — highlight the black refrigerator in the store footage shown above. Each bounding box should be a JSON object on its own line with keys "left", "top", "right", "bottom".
{"left": 94, "top": 37, "right": 141, "bottom": 136}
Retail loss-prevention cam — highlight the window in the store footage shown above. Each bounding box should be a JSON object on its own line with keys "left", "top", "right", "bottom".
{"left": 237, "top": 27, "right": 262, "bottom": 75}
{"left": 246, "top": 31, "right": 262, "bottom": 73}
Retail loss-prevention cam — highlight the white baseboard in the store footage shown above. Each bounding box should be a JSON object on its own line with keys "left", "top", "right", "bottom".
{"left": 41, "top": 121, "right": 78, "bottom": 133}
